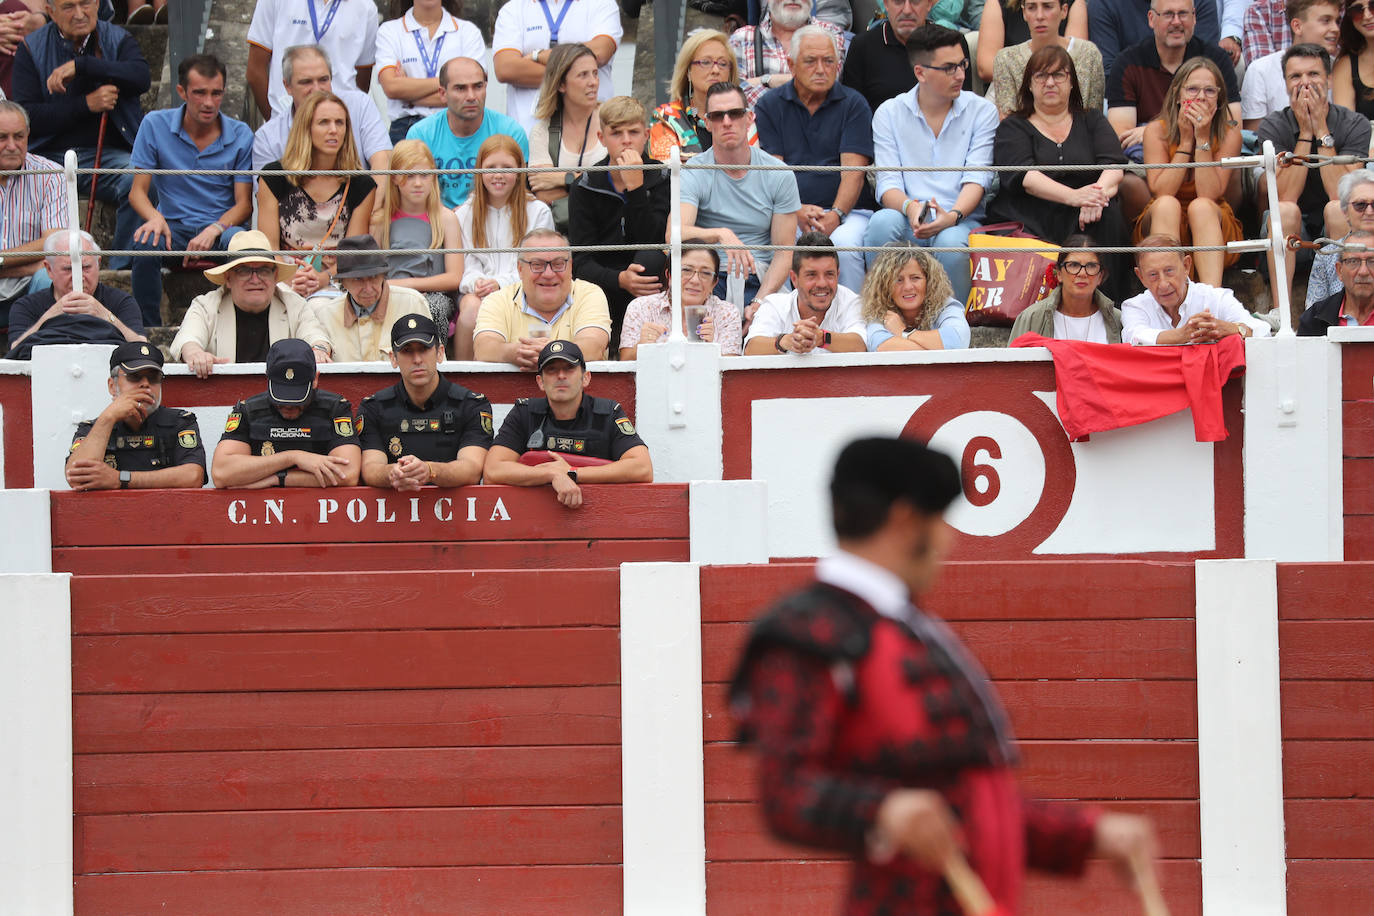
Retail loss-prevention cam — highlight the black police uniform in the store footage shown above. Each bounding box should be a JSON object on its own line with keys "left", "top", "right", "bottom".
{"left": 68, "top": 407, "right": 207, "bottom": 472}
{"left": 493, "top": 394, "right": 646, "bottom": 460}
{"left": 358, "top": 377, "right": 494, "bottom": 462}
{"left": 220, "top": 390, "right": 360, "bottom": 456}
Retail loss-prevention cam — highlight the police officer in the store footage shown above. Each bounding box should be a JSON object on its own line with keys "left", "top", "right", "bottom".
{"left": 65, "top": 341, "right": 206, "bottom": 490}
{"left": 211, "top": 339, "right": 361, "bottom": 488}
{"left": 359, "top": 315, "right": 493, "bottom": 490}
{"left": 484, "top": 339, "right": 653, "bottom": 508}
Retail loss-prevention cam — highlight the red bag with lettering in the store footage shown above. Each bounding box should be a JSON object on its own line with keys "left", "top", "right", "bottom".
{"left": 964, "top": 223, "right": 1058, "bottom": 327}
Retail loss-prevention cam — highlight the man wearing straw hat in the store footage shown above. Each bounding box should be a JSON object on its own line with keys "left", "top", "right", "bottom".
{"left": 730, "top": 437, "right": 1162, "bottom": 916}
{"left": 170, "top": 229, "right": 332, "bottom": 378}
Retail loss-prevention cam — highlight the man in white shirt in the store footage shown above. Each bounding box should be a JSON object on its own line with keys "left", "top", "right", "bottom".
{"left": 1241, "top": 0, "right": 1340, "bottom": 130}
{"left": 252, "top": 45, "right": 392, "bottom": 171}
{"left": 247, "top": 0, "right": 379, "bottom": 118}
{"left": 490, "top": 0, "right": 623, "bottom": 131}
{"left": 376, "top": 0, "right": 486, "bottom": 143}
{"left": 743, "top": 232, "right": 866, "bottom": 354}
{"left": 1122, "top": 236, "right": 1272, "bottom": 344}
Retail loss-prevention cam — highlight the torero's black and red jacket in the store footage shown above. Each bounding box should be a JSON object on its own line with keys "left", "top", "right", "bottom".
{"left": 730, "top": 581, "right": 1100, "bottom": 915}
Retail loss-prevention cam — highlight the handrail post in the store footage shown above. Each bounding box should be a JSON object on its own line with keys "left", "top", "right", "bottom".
{"left": 62, "top": 149, "right": 82, "bottom": 295}
{"left": 668, "top": 147, "right": 684, "bottom": 342}
{"left": 1262, "top": 140, "right": 1293, "bottom": 336}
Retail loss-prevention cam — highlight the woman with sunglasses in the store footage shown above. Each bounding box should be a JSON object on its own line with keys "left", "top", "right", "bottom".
{"left": 649, "top": 30, "right": 756, "bottom": 160}
{"left": 1010, "top": 233, "right": 1123, "bottom": 343}
{"left": 1306, "top": 168, "right": 1374, "bottom": 306}
{"left": 1333, "top": 0, "right": 1374, "bottom": 124}
{"left": 988, "top": 45, "right": 1130, "bottom": 301}
{"left": 1137, "top": 58, "right": 1243, "bottom": 288}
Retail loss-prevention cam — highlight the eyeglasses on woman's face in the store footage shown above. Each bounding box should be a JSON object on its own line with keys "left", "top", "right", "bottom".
{"left": 1032, "top": 69, "right": 1071, "bottom": 85}
{"left": 1181, "top": 84, "right": 1219, "bottom": 98}
{"left": 1059, "top": 260, "right": 1102, "bottom": 276}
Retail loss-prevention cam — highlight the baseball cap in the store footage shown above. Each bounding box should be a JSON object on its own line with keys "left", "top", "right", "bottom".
{"left": 537, "top": 339, "right": 586, "bottom": 371}
{"left": 392, "top": 314, "right": 442, "bottom": 349}
{"left": 265, "top": 339, "right": 316, "bottom": 405}
{"left": 110, "top": 341, "right": 164, "bottom": 374}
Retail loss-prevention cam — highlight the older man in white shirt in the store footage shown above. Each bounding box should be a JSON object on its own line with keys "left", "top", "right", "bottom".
{"left": 1122, "top": 236, "right": 1272, "bottom": 345}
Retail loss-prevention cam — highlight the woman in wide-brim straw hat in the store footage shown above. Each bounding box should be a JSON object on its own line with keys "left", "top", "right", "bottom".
{"left": 170, "top": 230, "right": 334, "bottom": 379}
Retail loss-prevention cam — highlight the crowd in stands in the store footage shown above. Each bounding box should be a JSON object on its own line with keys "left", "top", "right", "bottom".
{"left": 3, "top": 0, "right": 1374, "bottom": 490}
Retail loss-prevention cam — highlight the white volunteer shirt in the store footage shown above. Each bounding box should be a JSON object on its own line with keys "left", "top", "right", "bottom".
{"left": 1121, "top": 281, "right": 1272, "bottom": 345}
{"left": 744, "top": 285, "right": 866, "bottom": 350}
{"left": 248, "top": 0, "right": 381, "bottom": 117}
{"left": 491, "top": 0, "right": 623, "bottom": 131}
{"left": 376, "top": 9, "right": 487, "bottom": 121}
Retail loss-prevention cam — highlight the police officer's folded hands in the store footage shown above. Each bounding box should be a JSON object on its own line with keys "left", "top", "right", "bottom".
{"left": 294, "top": 451, "right": 353, "bottom": 488}
{"left": 388, "top": 454, "right": 432, "bottom": 492}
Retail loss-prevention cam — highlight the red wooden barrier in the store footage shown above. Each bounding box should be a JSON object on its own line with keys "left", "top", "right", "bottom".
{"left": 1342, "top": 345, "right": 1374, "bottom": 557}
{"left": 1277, "top": 563, "right": 1374, "bottom": 915}
{"left": 0, "top": 371, "right": 32, "bottom": 488}
{"left": 701, "top": 560, "right": 1202, "bottom": 916}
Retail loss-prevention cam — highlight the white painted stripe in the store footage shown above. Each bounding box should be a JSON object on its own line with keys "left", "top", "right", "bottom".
{"left": 0, "top": 489, "right": 50, "bottom": 574}
{"left": 1195, "top": 559, "right": 1287, "bottom": 915}
{"left": 690, "top": 479, "right": 768, "bottom": 565}
{"left": 620, "top": 562, "right": 707, "bottom": 916}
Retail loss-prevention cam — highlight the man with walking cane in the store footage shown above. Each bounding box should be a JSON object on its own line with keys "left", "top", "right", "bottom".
{"left": 730, "top": 437, "right": 1167, "bottom": 916}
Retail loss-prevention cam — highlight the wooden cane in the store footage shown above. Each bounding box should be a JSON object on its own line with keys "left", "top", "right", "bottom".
{"left": 943, "top": 852, "right": 1010, "bottom": 916}
{"left": 85, "top": 111, "right": 108, "bottom": 233}
{"left": 1131, "top": 852, "right": 1171, "bottom": 916}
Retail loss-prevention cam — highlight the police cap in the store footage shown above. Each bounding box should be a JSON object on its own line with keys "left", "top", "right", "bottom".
{"left": 110, "top": 341, "right": 164, "bottom": 375}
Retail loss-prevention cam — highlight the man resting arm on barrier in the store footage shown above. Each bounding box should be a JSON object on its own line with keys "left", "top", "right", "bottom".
{"left": 1122, "top": 237, "right": 1272, "bottom": 345}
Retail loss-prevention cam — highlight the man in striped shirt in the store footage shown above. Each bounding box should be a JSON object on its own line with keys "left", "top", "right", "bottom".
{"left": 0, "top": 99, "right": 66, "bottom": 338}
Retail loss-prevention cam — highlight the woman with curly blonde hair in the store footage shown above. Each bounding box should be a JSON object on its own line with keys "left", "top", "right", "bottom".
{"left": 861, "top": 245, "right": 971, "bottom": 351}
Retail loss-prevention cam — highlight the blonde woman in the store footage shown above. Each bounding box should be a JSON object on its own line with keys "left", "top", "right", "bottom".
{"left": 527, "top": 43, "right": 607, "bottom": 230}
{"left": 861, "top": 245, "right": 971, "bottom": 350}
{"left": 258, "top": 91, "right": 378, "bottom": 299}
{"left": 649, "top": 29, "right": 755, "bottom": 160}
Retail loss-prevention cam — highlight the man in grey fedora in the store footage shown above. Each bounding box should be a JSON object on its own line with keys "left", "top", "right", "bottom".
{"left": 312, "top": 234, "right": 432, "bottom": 363}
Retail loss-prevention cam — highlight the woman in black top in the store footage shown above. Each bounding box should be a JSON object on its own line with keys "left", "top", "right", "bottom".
{"left": 975, "top": 0, "right": 1087, "bottom": 84}
{"left": 1333, "top": 0, "right": 1374, "bottom": 120}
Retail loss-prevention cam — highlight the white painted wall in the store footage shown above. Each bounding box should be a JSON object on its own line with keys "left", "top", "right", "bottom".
{"left": 689, "top": 479, "right": 768, "bottom": 565}
{"left": 633, "top": 341, "right": 724, "bottom": 483}
{"left": 620, "top": 562, "right": 706, "bottom": 916}
{"left": 1195, "top": 559, "right": 1288, "bottom": 916}
{"left": 0, "top": 489, "right": 51, "bottom": 573}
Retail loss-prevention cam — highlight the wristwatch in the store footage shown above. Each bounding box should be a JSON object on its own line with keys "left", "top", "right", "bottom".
{"left": 566, "top": 469, "right": 578, "bottom": 484}
{"left": 819, "top": 330, "right": 833, "bottom": 348}
{"left": 774, "top": 333, "right": 788, "bottom": 353}
{"left": 1319, "top": 133, "right": 1336, "bottom": 148}
{"left": 277, "top": 470, "right": 288, "bottom": 488}
{"left": 119, "top": 470, "right": 131, "bottom": 490}
{"left": 1196, "top": 140, "right": 1212, "bottom": 152}
{"left": 949, "top": 208, "right": 965, "bottom": 223}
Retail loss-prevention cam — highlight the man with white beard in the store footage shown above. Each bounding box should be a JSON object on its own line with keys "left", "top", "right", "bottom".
{"left": 728, "top": 0, "right": 848, "bottom": 106}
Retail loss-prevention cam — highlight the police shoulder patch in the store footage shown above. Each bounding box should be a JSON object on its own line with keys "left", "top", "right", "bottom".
{"left": 480, "top": 411, "right": 493, "bottom": 436}
{"left": 69, "top": 438, "right": 83, "bottom": 454}
{"left": 334, "top": 417, "right": 355, "bottom": 437}
{"left": 224, "top": 412, "right": 241, "bottom": 432}
{"left": 177, "top": 430, "right": 199, "bottom": 449}
{"left": 616, "top": 417, "right": 636, "bottom": 436}
{"left": 356, "top": 414, "right": 365, "bottom": 434}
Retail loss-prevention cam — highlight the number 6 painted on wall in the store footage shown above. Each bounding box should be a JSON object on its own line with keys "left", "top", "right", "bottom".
{"left": 962, "top": 436, "right": 1001, "bottom": 508}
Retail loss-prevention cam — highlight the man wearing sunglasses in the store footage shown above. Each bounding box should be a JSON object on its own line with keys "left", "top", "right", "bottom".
{"left": 1301, "top": 230, "right": 1374, "bottom": 333}
{"left": 473, "top": 227, "right": 612, "bottom": 368}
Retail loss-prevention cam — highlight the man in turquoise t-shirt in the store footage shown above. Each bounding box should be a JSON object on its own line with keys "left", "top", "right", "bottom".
{"left": 406, "top": 56, "right": 529, "bottom": 209}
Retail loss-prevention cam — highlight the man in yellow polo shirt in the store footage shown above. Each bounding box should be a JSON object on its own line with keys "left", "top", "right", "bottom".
{"left": 472, "top": 228, "right": 612, "bottom": 369}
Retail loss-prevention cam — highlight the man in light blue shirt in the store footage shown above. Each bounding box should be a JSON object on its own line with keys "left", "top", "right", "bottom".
{"left": 407, "top": 56, "right": 530, "bottom": 209}
{"left": 864, "top": 24, "right": 996, "bottom": 306}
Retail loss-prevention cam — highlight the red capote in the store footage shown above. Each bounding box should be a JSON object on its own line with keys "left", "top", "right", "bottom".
{"left": 516, "top": 450, "right": 612, "bottom": 468}
{"left": 1011, "top": 333, "right": 1246, "bottom": 442}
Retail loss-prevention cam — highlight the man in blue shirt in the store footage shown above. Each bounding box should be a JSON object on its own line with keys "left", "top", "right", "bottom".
{"left": 407, "top": 56, "right": 529, "bottom": 209}
{"left": 128, "top": 54, "right": 253, "bottom": 328}
{"left": 863, "top": 24, "right": 997, "bottom": 306}
{"left": 755, "top": 25, "right": 877, "bottom": 296}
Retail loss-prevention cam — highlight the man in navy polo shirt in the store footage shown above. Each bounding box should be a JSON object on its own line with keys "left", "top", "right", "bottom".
{"left": 127, "top": 53, "right": 253, "bottom": 328}
{"left": 1091, "top": 0, "right": 1221, "bottom": 76}
{"left": 755, "top": 25, "right": 877, "bottom": 295}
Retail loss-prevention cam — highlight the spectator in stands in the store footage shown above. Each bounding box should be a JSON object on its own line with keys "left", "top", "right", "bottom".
{"left": 128, "top": 54, "right": 252, "bottom": 329}
{"left": 1306, "top": 168, "right": 1374, "bottom": 306}
{"left": 1089, "top": 0, "right": 1221, "bottom": 76}
{"left": 407, "top": 56, "right": 529, "bottom": 209}
{"left": 1122, "top": 235, "right": 1272, "bottom": 344}
{"left": 259, "top": 91, "right": 378, "bottom": 301}
{"left": 729, "top": 0, "right": 848, "bottom": 106}
{"left": 755, "top": 25, "right": 878, "bottom": 295}
{"left": 376, "top": 0, "right": 485, "bottom": 143}
{"left": 13, "top": 0, "right": 150, "bottom": 268}
{"left": 473, "top": 228, "right": 612, "bottom": 366}
{"left": 0, "top": 3, "right": 47, "bottom": 97}
{"left": 0, "top": 100, "right": 65, "bottom": 335}
{"left": 455, "top": 135, "right": 554, "bottom": 359}
{"left": 212, "top": 339, "right": 361, "bottom": 489}
{"left": 247, "top": 0, "right": 378, "bottom": 119}
{"left": 1010, "top": 234, "right": 1124, "bottom": 342}
{"left": 491, "top": 0, "right": 622, "bottom": 131}
{"left": 618, "top": 246, "right": 742, "bottom": 358}
{"left": 369, "top": 139, "right": 463, "bottom": 332}
{"left": 680, "top": 82, "right": 801, "bottom": 319}
{"left": 1105, "top": 0, "right": 1240, "bottom": 166}
{"left": 1258, "top": 43, "right": 1370, "bottom": 290}
{"left": 1245, "top": 0, "right": 1293, "bottom": 66}
{"left": 978, "top": 0, "right": 1089, "bottom": 85}
{"left": 312, "top": 235, "right": 432, "bottom": 362}
{"left": 5, "top": 231, "right": 142, "bottom": 359}
{"left": 569, "top": 95, "right": 670, "bottom": 339}
{"left": 1300, "top": 229, "right": 1374, "bottom": 331}
{"left": 650, "top": 30, "right": 754, "bottom": 160}
{"left": 171, "top": 230, "right": 332, "bottom": 377}
{"left": 860, "top": 243, "right": 970, "bottom": 350}
{"left": 1332, "top": 0, "right": 1374, "bottom": 127}
{"left": 528, "top": 43, "right": 607, "bottom": 233}
{"left": 1139, "top": 58, "right": 1243, "bottom": 288}
{"left": 990, "top": 0, "right": 1105, "bottom": 115}
{"left": 253, "top": 45, "right": 392, "bottom": 172}
{"left": 483, "top": 339, "right": 652, "bottom": 508}
{"left": 866, "top": 25, "right": 997, "bottom": 307}
{"left": 743, "top": 232, "right": 866, "bottom": 354}
{"left": 360, "top": 314, "right": 493, "bottom": 488}
{"left": 65, "top": 342, "right": 205, "bottom": 491}
{"left": 843, "top": 0, "right": 974, "bottom": 114}
{"left": 989, "top": 46, "right": 1129, "bottom": 300}
{"left": 1243, "top": 0, "right": 1341, "bottom": 129}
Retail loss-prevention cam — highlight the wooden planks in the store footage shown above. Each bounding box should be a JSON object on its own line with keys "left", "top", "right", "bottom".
{"left": 0, "top": 372, "right": 33, "bottom": 489}
{"left": 1342, "top": 345, "right": 1374, "bottom": 557}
